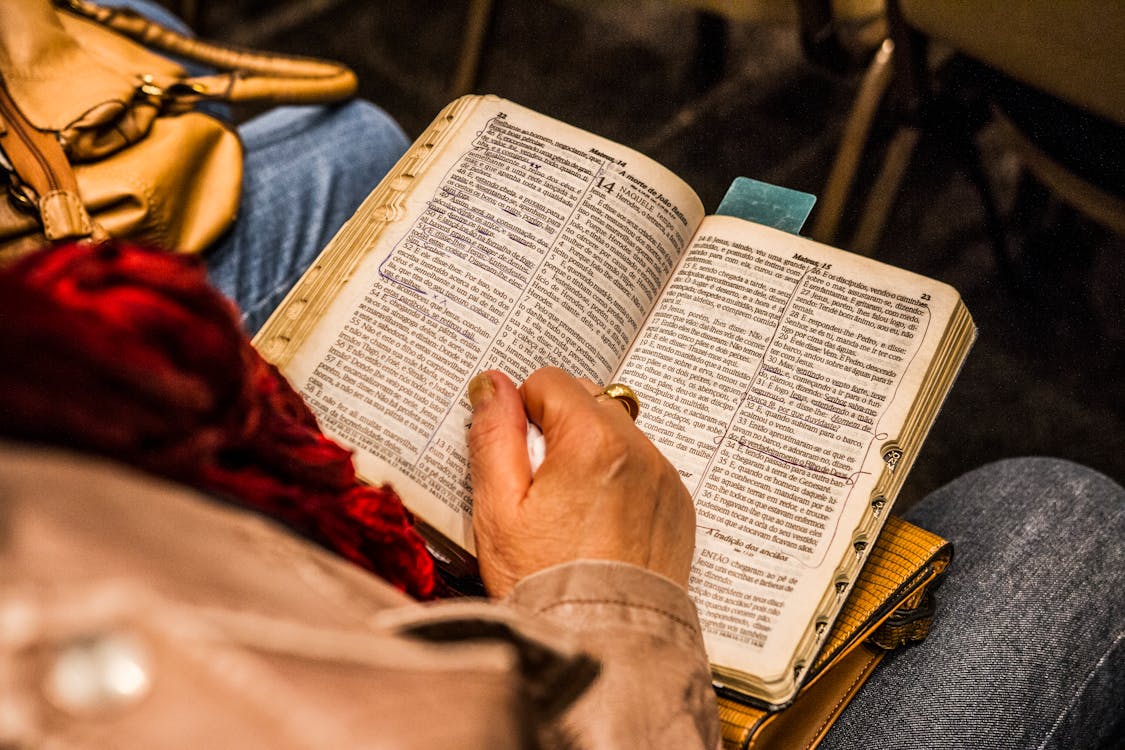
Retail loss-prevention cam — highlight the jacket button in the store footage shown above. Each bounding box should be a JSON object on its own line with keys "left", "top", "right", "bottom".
{"left": 44, "top": 632, "right": 152, "bottom": 714}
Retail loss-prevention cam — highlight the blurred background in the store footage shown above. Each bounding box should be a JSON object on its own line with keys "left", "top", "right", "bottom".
{"left": 178, "top": 0, "right": 1123, "bottom": 505}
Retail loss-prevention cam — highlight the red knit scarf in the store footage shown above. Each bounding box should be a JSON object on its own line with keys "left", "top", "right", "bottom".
{"left": 0, "top": 242, "right": 436, "bottom": 599}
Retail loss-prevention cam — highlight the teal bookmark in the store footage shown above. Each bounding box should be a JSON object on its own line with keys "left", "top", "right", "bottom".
{"left": 714, "top": 176, "right": 816, "bottom": 236}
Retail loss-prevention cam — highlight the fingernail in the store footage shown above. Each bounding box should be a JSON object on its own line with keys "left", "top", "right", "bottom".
{"left": 467, "top": 371, "right": 495, "bottom": 408}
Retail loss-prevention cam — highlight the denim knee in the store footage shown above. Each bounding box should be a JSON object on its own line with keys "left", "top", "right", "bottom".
{"left": 907, "top": 456, "right": 1124, "bottom": 546}
{"left": 240, "top": 100, "right": 409, "bottom": 167}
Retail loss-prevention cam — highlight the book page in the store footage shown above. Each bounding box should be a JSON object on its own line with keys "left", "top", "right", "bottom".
{"left": 274, "top": 97, "right": 705, "bottom": 552}
{"left": 613, "top": 215, "right": 959, "bottom": 685}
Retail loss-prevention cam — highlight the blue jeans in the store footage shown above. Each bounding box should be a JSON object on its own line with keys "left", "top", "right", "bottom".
{"left": 823, "top": 458, "right": 1125, "bottom": 750}
{"left": 205, "top": 103, "right": 408, "bottom": 332}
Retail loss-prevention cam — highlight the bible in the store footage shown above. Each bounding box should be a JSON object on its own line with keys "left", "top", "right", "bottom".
{"left": 253, "top": 95, "right": 976, "bottom": 708}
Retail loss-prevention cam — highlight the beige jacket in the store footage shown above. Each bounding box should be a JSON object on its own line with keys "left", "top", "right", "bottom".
{"left": 0, "top": 443, "right": 720, "bottom": 749}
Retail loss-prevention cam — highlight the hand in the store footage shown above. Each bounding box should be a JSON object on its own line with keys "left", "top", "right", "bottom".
{"left": 467, "top": 367, "right": 695, "bottom": 598}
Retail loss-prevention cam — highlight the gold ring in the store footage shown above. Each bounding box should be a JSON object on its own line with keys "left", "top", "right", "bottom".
{"left": 595, "top": 383, "right": 640, "bottom": 421}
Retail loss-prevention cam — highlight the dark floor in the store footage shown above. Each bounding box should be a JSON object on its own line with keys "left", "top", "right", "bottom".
{"left": 202, "top": 0, "right": 1124, "bottom": 503}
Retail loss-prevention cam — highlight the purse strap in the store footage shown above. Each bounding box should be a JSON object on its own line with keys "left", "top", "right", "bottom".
{"left": 58, "top": 0, "right": 358, "bottom": 105}
{"left": 0, "top": 78, "right": 100, "bottom": 242}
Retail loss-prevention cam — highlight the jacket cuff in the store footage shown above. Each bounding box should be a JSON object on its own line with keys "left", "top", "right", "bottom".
{"left": 505, "top": 560, "right": 720, "bottom": 749}
{"left": 504, "top": 560, "right": 706, "bottom": 652}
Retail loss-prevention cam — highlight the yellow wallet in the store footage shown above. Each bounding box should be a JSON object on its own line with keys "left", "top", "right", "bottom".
{"left": 717, "top": 515, "right": 952, "bottom": 749}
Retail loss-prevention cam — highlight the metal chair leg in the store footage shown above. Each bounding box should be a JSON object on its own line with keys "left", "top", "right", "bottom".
{"left": 851, "top": 123, "right": 919, "bottom": 255}
{"left": 450, "top": 0, "right": 496, "bottom": 98}
{"left": 810, "top": 38, "right": 894, "bottom": 247}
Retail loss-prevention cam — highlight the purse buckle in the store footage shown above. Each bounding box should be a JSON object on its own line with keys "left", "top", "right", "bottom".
{"left": 138, "top": 76, "right": 210, "bottom": 106}
{"left": 870, "top": 591, "right": 937, "bottom": 650}
{"left": 2, "top": 168, "right": 38, "bottom": 215}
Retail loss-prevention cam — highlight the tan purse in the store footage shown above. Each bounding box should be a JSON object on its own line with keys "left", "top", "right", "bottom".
{"left": 718, "top": 515, "right": 952, "bottom": 749}
{"left": 0, "top": 0, "right": 358, "bottom": 261}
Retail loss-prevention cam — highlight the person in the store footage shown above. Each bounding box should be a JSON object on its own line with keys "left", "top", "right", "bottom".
{"left": 1, "top": 3, "right": 1122, "bottom": 748}
{"left": 0, "top": 242, "right": 716, "bottom": 747}
{"left": 2, "top": 241, "right": 1122, "bottom": 749}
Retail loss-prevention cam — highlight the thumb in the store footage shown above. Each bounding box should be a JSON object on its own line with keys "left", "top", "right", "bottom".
{"left": 467, "top": 370, "right": 531, "bottom": 513}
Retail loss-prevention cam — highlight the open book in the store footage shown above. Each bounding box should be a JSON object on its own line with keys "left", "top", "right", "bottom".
{"left": 254, "top": 95, "right": 976, "bottom": 708}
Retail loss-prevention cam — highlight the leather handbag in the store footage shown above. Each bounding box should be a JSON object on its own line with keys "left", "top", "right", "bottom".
{"left": 0, "top": 0, "right": 358, "bottom": 262}
{"left": 717, "top": 515, "right": 952, "bottom": 749}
